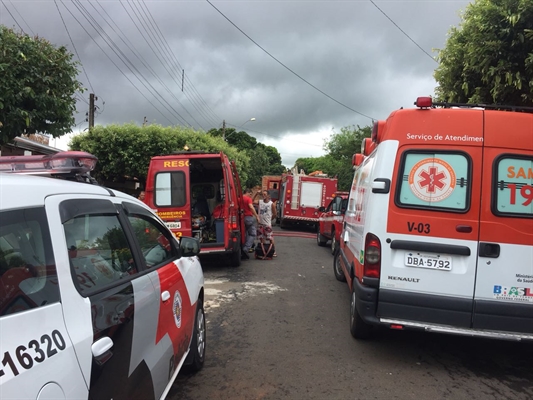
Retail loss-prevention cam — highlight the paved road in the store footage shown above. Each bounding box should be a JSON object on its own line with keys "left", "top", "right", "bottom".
{"left": 169, "top": 226, "right": 533, "bottom": 400}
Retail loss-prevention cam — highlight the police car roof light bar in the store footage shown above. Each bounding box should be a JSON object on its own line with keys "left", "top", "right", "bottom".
{"left": 0, "top": 151, "right": 98, "bottom": 174}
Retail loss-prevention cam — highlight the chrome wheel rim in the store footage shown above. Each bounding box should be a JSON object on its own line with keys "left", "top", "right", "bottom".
{"left": 196, "top": 309, "right": 206, "bottom": 357}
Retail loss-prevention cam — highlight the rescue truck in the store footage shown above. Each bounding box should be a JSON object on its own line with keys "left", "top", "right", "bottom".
{"left": 0, "top": 151, "right": 206, "bottom": 399}
{"left": 145, "top": 151, "right": 246, "bottom": 267}
{"left": 335, "top": 96, "right": 533, "bottom": 341}
{"left": 317, "top": 191, "right": 349, "bottom": 254}
{"left": 277, "top": 168, "right": 338, "bottom": 229}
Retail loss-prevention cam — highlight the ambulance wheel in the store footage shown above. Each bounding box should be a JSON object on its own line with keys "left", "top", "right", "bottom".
{"left": 229, "top": 249, "right": 241, "bottom": 267}
{"left": 333, "top": 250, "right": 346, "bottom": 282}
{"left": 317, "top": 228, "right": 327, "bottom": 247}
{"left": 183, "top": 300, "right": 206, "bottom": 373}
{"left": 350, "top": 284, "right": 372, "bottom": 340}
{"left": 330, "top": 230, "right": 337, "bottom": 255}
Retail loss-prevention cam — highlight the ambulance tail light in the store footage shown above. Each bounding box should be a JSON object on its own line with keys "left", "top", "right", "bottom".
{"left": 363, "top": 233, "right": 381, "bottom": 279}
{"left": 229, "top": 210, "right": 238, "bottom": 230}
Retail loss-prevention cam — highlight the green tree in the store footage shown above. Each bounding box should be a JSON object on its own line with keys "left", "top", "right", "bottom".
{"left": 0, "top": 26, "right": 83, "bottom": 145}
{"left": 434, "top": 0, "right": 533, "bottom": 105}
{"left": 69, "top": 123, "right": 250, "bottom": 186}
{"left": 207, "top": 127, "right": 285, "bottom": 187}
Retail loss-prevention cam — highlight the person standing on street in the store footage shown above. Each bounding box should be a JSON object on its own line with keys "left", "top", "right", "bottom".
{"left": 242, "top": 188, "right": 259, "bottom": 259}
{"left": 257, "top": 190, "right": 277, "bottom": 256}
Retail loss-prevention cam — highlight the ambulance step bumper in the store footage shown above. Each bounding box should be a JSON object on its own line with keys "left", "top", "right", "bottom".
{"left": 380, "top": 318, "right": 533, "bottom": 341}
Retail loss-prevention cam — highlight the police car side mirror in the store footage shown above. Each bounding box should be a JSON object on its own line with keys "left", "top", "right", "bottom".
{"left": 180, "top": 237, "right": 201, "bottom": 257}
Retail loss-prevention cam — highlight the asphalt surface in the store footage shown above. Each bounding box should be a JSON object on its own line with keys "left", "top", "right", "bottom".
{"left": 169, "top": 225, "right": 533, "bottom": 400}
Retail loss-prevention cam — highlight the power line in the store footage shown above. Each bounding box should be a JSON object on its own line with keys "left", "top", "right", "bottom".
{"left": 118, "top": 0, "right": 206, "bottom": 129}
{"left": 58, "top": 0, "right": 175, "bottom": 125}
{"left": 369, "top": 0, "right": 437, "bottom": 63}
{"left": 54, "top": 0, "right": 95, "bottom": 93}
{"left": 206, "top": 0, "right": 376, "bottom": 121}
{"left": 1, "top": 1, "right": 24, "bottom": 32}
{"left": 67, "top": 0, "right": 191, "bottom": 126}
{"left": 138, "top": 0, "right": 222, "bottom": 127}
{"left": 8, "top": 1, "right": 34, "bottom": 36}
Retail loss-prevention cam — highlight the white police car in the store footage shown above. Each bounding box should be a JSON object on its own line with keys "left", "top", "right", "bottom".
{"left": 0, "top": 152, "right": 205, "bottom": 399}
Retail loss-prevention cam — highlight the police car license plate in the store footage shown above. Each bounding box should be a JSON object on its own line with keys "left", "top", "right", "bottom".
{"left": 165, "top": 221, "right": 181, "bottom": 229}
{"left": 404, "top": 253, "right": 452, "bottom": 271}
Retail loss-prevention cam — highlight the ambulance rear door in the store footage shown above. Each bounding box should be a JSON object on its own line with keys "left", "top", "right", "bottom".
{"left": 472, "top": 111, "right": 533, "bottom": 337}
{"left": 230, "top": 160, "right": 246, "bottom": 246}
{"left": 380, "top": 109, "right": 484, "bottom": 329}
{"left": 148, "top": 156, "right": 191, "bottom": 239}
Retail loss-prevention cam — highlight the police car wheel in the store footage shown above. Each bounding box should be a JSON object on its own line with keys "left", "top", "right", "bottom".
{"left": 184, "top": 300, "right": 206, "bottom": 373}
{"left": 333, "top": 250, "right": 346, "bottom": 282}
{"left": 317, "top": 229, "right": 327, "bottom": 247}
{"left": 350, "top": 285, "right": 372, "bottom": 340}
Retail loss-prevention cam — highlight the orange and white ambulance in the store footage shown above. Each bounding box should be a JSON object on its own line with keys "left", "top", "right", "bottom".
{"left": 335, "top": 97, "right": 533, "bottom": 341}
{"left": 145, "top": 151, "right": 246, "bottom": 267}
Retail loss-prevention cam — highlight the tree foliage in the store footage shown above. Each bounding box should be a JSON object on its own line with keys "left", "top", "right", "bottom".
{"left": 294, "top": 125, "right": 371, "bottom": 191}
{"left": 434, "top": 0, "right": 533, "bottom": 105}
{"left": 70, "top": 124, "right": 250, "bottom": 186}
{"left": 206, "top": 127, "right": 285, "bottom": 188}
{"left": 0, "top": 26, "right": 83, "bottom": 145}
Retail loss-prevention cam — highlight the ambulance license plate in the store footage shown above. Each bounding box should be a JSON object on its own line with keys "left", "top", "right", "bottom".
{"left": 165, "top": 221, "right": 181, "bottom": 229}
{"left": 404, "top": 253, "right": 452, "bottom": 271}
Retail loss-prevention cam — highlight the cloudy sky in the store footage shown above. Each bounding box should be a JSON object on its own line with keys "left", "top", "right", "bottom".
{"left": 2, "top": 0, "right": 471, "bottom": 167}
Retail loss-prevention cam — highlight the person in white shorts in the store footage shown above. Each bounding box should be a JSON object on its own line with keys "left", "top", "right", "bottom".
{"left": 257, "top": 190, "right": 277, "bottom": 256}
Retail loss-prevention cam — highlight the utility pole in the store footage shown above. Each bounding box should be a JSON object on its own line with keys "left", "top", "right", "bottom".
{"left": 88, "top": 93, "right": 95, "bottom": 129}
{"left": 222, "top": 119, "right": 226, "bottom": 140}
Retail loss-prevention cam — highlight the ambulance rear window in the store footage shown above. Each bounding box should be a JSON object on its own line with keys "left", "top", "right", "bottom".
{"left": 493, "top": 156, "right": 533, "bottom": 217}
{"left": 396, "top": 152, "right": 470, "bottom": 212}
{"left": 155, "top": 172, "right": 186, "bottom": 207}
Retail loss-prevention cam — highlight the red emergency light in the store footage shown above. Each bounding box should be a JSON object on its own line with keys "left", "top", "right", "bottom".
{"left": 0, "top": 151, "right": 97, "bottom": 175}
{"left": 415, "top": 96, "right": 433, "bottom": 108}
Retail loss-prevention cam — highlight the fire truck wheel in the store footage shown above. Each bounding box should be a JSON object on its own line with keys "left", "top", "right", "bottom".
{"left": 350, "top": 283, "right": 372, "bottom": 340}
{"left": 333, "top": 249, "right": 346, "bottom": 282}
{"left": 317, "top": 229, "right": 328, "bottom": 247}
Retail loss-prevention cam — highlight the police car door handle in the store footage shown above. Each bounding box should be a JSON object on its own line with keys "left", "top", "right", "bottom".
{"left": 92, "top": 337, "right": 113, "bottom": 358}
{"left": 479, "top": 242, "right": 500, "bottom": 258}
{"left": 161, "top": 290, "right": 171, "bottom": 302}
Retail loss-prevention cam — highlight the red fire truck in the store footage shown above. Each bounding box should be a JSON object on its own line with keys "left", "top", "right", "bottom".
{"left": 277, "top": 170, "right": 338, "bottom": 229}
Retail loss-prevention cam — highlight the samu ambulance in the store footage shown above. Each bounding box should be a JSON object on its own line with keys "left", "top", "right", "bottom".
{"left": 335, "top": 97, "right": 533, "bottom": 341}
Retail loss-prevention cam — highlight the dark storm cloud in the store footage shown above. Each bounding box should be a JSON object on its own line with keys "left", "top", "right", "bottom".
{"left": 2, "top": 0, "right": 471, "bottom": 166}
